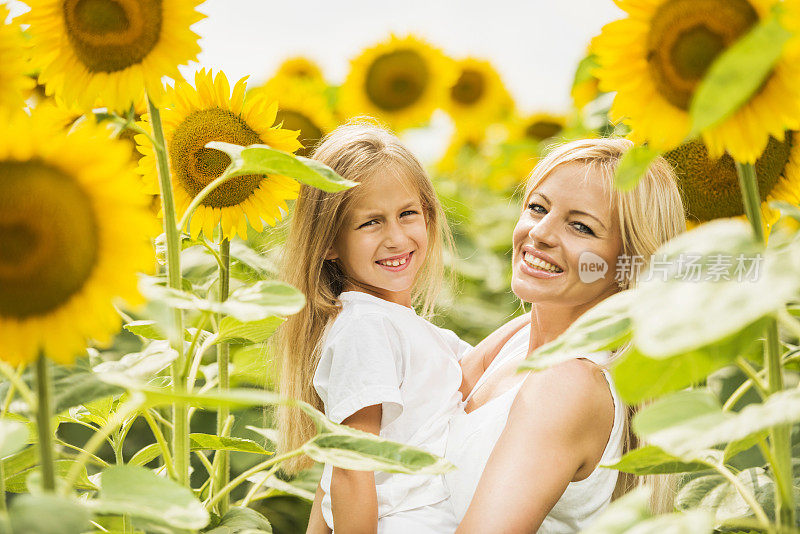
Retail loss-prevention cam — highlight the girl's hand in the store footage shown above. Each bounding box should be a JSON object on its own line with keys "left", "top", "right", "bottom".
{"left": 459, "top": 314, "right": 531, "bottom": 399}
{"left": 331, "top": 404, "right": 382, "bottom": 534}
{"left": 306, "top": 482, "right": 332, "bottom": 534}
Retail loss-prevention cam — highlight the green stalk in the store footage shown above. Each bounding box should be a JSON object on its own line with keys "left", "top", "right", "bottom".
{"left": 214, "top": 238, "right": 231, "bottom": 514}
{"left": 147, "top": 95, "right": 190, "bottom": 487}
{"left": 736, "top": 161, "right": 795, "bottom": 527}
{"left": 34, "top": 355, "right": 55, "bottom": 492}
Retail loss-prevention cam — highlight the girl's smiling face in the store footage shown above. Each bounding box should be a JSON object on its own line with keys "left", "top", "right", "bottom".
{"left": 327, "top": 172, "right": 428, "bottom": 307}
{"left": 511, "top": 163, "right": 623, "bottom": 311}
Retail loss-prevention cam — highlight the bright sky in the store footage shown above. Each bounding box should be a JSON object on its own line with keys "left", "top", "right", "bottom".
{"left": 7, "top": 0, "right": 625, "bottom": 159}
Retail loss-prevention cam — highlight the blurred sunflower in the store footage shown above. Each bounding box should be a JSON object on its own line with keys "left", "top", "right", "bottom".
{"left": 340, "top": 35, "right": 457, "bottom": 130}
{"left": 664, "top": 131, "right": 800, "bottom": 230}
{"left": 22, "top": 0, "right": 204, "bottom": 111}
{"left": 595, "top": 0, "right": 800, "bottom": 163}
{"left": 136, "top": 69, "right": 302, "bottom": 240}
{"left": 0, "top": 110, "right": 154, "bottom": 365}
{"left": 445, "top": 58, "right": 512, "bottom": 132}
{"left": 438, "top": 130, "right": 487, "bottom": 177}
{"left": 275, "top": 56, "right": 324, "bottom": 84}
{"left": 252, "top": 79, "right": 337, "bottom": 157}
{"left": 516, "top": 112, "right": 566, "bottom": 143}
{"left": 0, "top": 5, "right": 35, "bottom": 110}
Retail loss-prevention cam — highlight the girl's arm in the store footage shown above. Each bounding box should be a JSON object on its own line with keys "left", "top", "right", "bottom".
{"left": 459, "top": 314, "right": 531, "bottom": 398}
{"left": 306, "top": 482, "right": 332, "bottom": 534}
{"left": 331, "top": 404, "right": 382, "bottom": 534}
{"left": 457, "top": 359, "right": 615, "bottom": 533}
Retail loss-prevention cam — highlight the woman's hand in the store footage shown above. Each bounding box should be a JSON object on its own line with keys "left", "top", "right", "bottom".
{"left": 457, "top": 359, "right": 615, "bottom": 533}
{"left": 331, "top": 404, "right": 382, "bottom": 534}
{"left": 459, "top": 314, "right": 531, "bottom": 399}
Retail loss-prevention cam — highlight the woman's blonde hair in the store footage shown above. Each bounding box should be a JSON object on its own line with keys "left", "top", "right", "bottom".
{"left": 522, "top": 138, "right": 685, "bottom": 512}
{"left": 277, "top": 120, "right": 453, "bottom": 473}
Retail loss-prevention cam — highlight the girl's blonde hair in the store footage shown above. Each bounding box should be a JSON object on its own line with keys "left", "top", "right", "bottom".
{"left": 522, "top": 138, "right": 685, "bottom": 512}
{"left": 277, "top": 121, "right": 453, "bottom": 473}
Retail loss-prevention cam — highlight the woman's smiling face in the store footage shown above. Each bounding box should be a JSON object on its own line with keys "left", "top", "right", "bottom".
{"left": 511, "top": 162, "right": 623, "bottom": 310}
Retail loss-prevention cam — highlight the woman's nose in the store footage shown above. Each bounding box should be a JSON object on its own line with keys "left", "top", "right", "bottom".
{"left": 529, "top": 214, "right": 558, "bottom": 248}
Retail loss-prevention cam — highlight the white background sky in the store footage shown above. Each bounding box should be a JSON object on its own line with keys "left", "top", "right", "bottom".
{"left": 8, "top": 0, "right": 624, "bottom": 112}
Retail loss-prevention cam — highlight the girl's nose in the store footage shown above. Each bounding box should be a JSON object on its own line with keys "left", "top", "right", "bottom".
{"left": 383, "top": 220, "right": 408, "bottom": 248}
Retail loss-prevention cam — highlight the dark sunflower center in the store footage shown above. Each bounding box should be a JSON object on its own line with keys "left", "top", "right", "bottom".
{"left": 664, "top": 131, "right": 792, "bottom": 221}
{"left": 365, "top": 49, "right": 429, "bottom": 111}
{"left": 63, "top": 0, "right": 163, "bottom": 73}
{"left": 0, "top": 160, "right": 99, "bottom": 318}
{"left": 450, "top": 68, "right": 486, "bottom": 106}
{"left": 276, "top": 109, "right": 324, "bottom": 157}
{"left": 525, "top": 120, "right": 563, "bottom": 141}
{"left": 647, "top": 0, "right": 758, "bottom": 110}
{"left": 169, "top": 107, "right": 264, "bottom": 208}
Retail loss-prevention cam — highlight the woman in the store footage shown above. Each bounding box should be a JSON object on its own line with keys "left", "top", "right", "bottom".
{"left": 446, "top": 137, "right": 685, "bottom": 532}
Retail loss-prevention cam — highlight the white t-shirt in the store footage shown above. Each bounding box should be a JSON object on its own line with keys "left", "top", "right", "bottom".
{"left": 444, "top": 324, "right": 625, "bottom": 532}
{"left": 313, "top": 291, "right": 469, "bottom": 532}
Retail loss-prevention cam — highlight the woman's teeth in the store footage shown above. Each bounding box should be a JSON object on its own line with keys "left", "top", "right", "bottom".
{"left": 378, "top": 257, "right": 408, "bottom": 267}
{"left": 523, "top": 252, "right": 563, "bottom": 273}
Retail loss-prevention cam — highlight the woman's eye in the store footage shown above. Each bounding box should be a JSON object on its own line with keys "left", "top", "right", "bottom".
{"left": 528, "top": 203, "right": 547, "bottom": 214}
{"left": 572, "top": 222, "right": 595, "bottom": 236}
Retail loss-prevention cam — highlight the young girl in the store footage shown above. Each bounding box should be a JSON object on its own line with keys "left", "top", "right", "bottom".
{"left": 277, "top": 122, "right": 525, "bottom": 533}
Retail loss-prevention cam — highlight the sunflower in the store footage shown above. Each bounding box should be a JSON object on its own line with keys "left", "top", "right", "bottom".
{"left": 663, "top": 131, "right": 800, "bottom": 230}
{"left": 595, "top": 0, "right": 800, "bottom": 163}
{"left": 0, "top": 5, "right": 35, "bottom": 110}
{"left": 251, "top": 78, "right": 338, "bottom": 157}
{"left": 136, "top": 69, "right": 302, "bottom": 240}
{"left": 0, "top": 110, "right": 154, "bottom": 365}
{"left": 22, "top": 0, "right": 204, "bottom": 111}
{"left": 514, "top": 112, "right": 567, "bottom": 144}
{"left": 445, "top": 57, "right": 513, "bottom": 132}
{"left": 274, "top": 56, "right": 324, "bottom": 84}
{"left": 339, "top": 35, "right": 457, "bottom": 130}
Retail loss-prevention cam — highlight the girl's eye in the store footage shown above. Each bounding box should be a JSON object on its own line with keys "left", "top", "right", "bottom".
{"left": 528, "top": 203, "right": 547, "bottom": 214}
{"left": 358, "top": 219, "right": 378, "bottom": 229}
{"left": 572, "top": 222, "right": 595, "bottom": 236}
{"left": 400, "top": 210, "right": 419, "bottom": 217}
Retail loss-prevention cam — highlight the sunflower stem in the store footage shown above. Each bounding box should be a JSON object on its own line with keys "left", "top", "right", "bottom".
{"left": 736, "top": 161, "right": 794, "bottom": 527}
{"left": 214, "top": 238, "right": 231, "bottom": 515}
{"left": 34, "top": 355, "right": 55, "bottom": 492}
{"left": 147, "top": 95, "right": 190, "bottom": 487}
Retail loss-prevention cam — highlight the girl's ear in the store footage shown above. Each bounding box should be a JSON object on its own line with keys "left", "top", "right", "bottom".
{"left": 325, "top": 246, "right": 338, "bottom": 260}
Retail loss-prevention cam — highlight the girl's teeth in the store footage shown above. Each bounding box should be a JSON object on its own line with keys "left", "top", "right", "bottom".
{"left": 380, "top": 257, "right": 408, "bottom": 267}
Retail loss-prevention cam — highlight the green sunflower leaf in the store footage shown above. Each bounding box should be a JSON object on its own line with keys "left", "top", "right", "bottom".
{"left": 675, "top": 468, "right": 774, "bottom": 523}
{"left": 634, "top": 387, "right": 800, "bottom": 456}
{"left": 603, "top": 445, "right": 715, "bottom": 475}
{"left": 689, "top": 11, "right": 793, "bottom": 136}
{"left": 89, "top": 465, "right": 209, "bottom": 530}
{"left": 8, "top": 494, "right": 91, "bottom": 534}
{"left": 613, "top": 144, "right": 662, "bottom": 191}
{"left": 0, "top": 420, "right": 28, "bottom": 459}
{"left": 216, "top": 316, "right": 285, "bottom": 344}
{"left": 520, "top": 290, "right": 634, "bottom": 371}
{"left": 631, "top": 220, "right": 799, "bottom": 358}
{"left": 572, "top": 53, "right": 600, "bottom": 88}
{"left": 140, "top": 278, "right": 305, "bottom": 322}
{"left": 206, "top": 141, "right": 358, "bottom": 192}
{"left": 583, "top": 487, "right": 714, "bottom": 534}
{"left": 204, "top": 506, "right": 273, "bottom": 534}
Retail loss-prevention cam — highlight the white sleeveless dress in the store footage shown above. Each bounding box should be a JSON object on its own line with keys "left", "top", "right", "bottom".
{"left": 444, "top": 325, "right": 625, "bottom": 533}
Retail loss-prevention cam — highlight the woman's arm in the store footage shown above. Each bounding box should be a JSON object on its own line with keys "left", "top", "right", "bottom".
{"left": 306, "top": 482, "right": 332, "bottom": 534}
{"left": 457, "top": 359, "right": 615, "bottom": 533}
{"left": 331, "top": 404, "right": 382, "bottom": 534}
{"left": 459, "top": 314, "right": 531, "bottom": 398}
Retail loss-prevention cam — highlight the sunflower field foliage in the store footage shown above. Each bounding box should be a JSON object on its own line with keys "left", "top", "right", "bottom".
{"left": 2, "top": 0, "right": 800, "bottom": 532}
